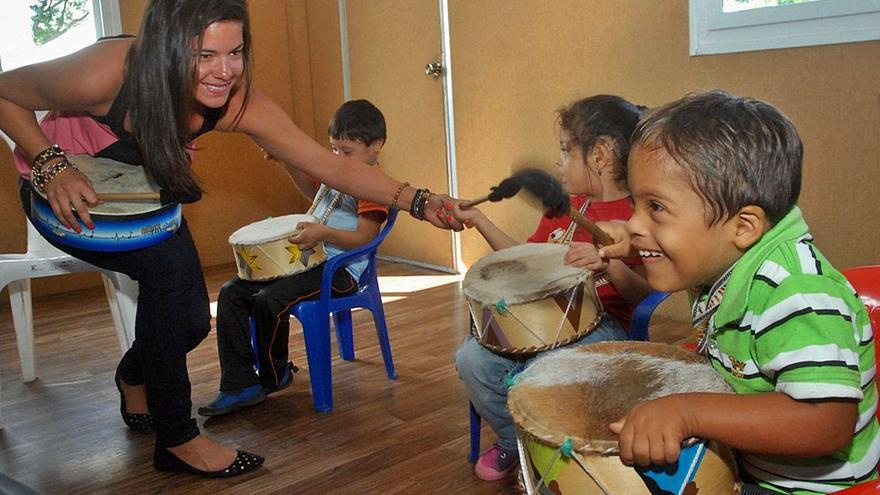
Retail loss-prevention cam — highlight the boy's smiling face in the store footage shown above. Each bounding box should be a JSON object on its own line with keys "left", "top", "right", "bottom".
{"left": 627, "top": 143, "right": 746, "bottom": 292}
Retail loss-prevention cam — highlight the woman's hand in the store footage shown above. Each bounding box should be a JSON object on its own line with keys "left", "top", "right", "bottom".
{"left": 288, "top": 221, "right": 327, "bottom": 250}
{"left": 43, "top": 165, "right": 98, "bottom": 232}
{"left": 423, "top": 194, "right": 464, "bottom": 231}
{"left": 564, "top": 242, "right": 608, "bottom": 272}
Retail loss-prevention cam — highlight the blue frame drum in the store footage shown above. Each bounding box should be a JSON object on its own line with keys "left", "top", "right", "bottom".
{"left": 30, "top": 191, "right": 181, "bottom": 252}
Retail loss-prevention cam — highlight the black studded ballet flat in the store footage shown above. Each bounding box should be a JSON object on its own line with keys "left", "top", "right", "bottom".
{"left": 153, "top": 446, "right": 265, "bottom": 478}
{"left": 114, "top": 369, "right": 154, "bottom": 432}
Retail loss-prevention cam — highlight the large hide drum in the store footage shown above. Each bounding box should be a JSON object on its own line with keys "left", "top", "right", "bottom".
{"left": 463, "top": 243, "right": 601, "bottom": 356}
{"left": 509, "top": 341, "right": 738, "bottom": 495}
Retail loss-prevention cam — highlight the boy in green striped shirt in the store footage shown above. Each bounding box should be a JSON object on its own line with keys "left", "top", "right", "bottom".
{"left": 598, "top": 91, "right": 878, "bottom": 494}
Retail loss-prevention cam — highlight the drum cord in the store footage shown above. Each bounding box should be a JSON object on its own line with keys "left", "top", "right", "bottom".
{"left": 560, "top": 199, "right": 589, "bottom": 245}
{"left": 550, "top": 286, "right": 579, "bottom": 345}
{"left": 560, "top": 199, "right": 607, "bottom": 315}
{"left": 306, "top": 184, "right": 345, "bottom": 225}
{"left": 492, "top": 303, "right": 550, "bottom": 347}
{"left": 525, "top": 438, "right": 614, "bottom": 495}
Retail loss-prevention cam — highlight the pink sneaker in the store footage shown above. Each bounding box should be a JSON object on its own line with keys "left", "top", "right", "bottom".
{"left": 475, "top": 443, "right": 518, "bottom": 481}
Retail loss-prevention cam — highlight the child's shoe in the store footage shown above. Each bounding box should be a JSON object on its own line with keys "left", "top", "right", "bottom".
{"left": 474, "top": 443, "right": 518, "bottom": 481}
{"left": 264, "top": 362, "right": 298, "bottom": 395}
{"left": 197, "top": 384, "right": 266, "bottom": 417}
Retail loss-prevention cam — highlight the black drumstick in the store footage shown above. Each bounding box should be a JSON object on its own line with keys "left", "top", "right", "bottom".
{"left": 460, "top": 176, "right": 522, "bottom": 208}
{"left": 514, "top": 167, "right": 615, "bottom": 246}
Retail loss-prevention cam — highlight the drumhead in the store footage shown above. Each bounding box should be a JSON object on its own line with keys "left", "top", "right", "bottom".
{"left": 228, "top": 214, "right": 318, "bottom": 245}
{"left": 462, "top": 243, "right": 587, "bottom": 305}
{"left": 509, "top": 341, "right": 731, "bottom": 453}
{"left": 35, "top": 154, "right": 164, "bottom": 216}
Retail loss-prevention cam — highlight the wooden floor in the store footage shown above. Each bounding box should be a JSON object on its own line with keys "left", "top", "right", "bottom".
{"left": 0, "top": 260, "right": 691, "bottom": 494}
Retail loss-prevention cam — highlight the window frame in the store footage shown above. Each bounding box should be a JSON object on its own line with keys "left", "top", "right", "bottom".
{"left": 689, "top": 0, "right": 880, "bottom": 56}
{"left": 93, "top": 0, "right": 123, "bottom": 38}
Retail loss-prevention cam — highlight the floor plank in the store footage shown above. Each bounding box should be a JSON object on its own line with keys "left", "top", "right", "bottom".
{"left": 0, "top": 261, "right": 690, "bottom": 494}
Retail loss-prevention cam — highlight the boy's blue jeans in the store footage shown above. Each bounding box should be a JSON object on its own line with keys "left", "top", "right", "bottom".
{"left": 455, "top": 314, "right": 628, "bottom": 453}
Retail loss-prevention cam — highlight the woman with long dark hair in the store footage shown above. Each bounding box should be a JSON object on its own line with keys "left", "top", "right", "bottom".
{"left": 0, "top": 0, "right": 457, "bottom": 478}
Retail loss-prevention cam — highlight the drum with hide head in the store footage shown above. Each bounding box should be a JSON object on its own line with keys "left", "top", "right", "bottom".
{"left": 509, "top": 341, "right": 739, "bottom": 495}
{"left": 463, "top": 243, "right": 601, "bottom": 356}
{"left": 30, "top": 154, "right": 181, "bottom": 252}
{"left": 228, "top": 214, "right": 326, "bottom": 281}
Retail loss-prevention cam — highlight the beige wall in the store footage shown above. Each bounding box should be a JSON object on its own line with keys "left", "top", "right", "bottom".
{"left": 447, "top": 0, "right": 880, "bottom": 271}
{"left": 3, "top": 1, "right": 877, "bottom": 298}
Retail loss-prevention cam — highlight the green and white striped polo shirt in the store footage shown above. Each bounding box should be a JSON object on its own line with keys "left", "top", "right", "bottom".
{"left": 705, "top": 207, "right": 878, "bottom": 494}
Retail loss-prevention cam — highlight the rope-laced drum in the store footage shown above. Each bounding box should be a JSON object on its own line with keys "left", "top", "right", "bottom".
{"left": 463, "top": 243, "right": 602, "bottom": 356}
{"left": 228, "top": 184, "right": 344, "bottom": 281}
{"left": 509, "top": 341, "right": 739, "bottom": 495}
{"left": 29, "top": 154, "right": 182, "bottom": 252}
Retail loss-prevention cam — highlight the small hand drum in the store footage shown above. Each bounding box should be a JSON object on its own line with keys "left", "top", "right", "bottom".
{"left": 463, "top": 243, "right": 602, "bottom": 356}
{"left": 29, "top": 154, "right": 181, "bottom": 252}
{"left": 228, "top": 214, "right": 326, "bottom": 281}
{"left": 509, "top": 341, "right": 739, "bottom": 495}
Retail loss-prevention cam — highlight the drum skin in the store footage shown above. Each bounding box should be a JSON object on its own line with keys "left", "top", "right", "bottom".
{"left": 509, "top": 341, "right": 739, "bottom": 495}
{"left": 228, "top": 214, "right": 326, "bottom": 281}
{"left": 29, "top": 155, "right": 181, "bottom": 252}
{"left": 463, "top": 243, "right": 601, "bottom": 356}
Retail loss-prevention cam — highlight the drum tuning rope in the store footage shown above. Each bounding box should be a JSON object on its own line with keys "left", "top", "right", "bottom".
{"left": 528, "top": 438, "right": 613, "bottom": 495}
{"left": 500, "top": 305, "right": 550, "bottom": 347}
{"left": 551, "top": 287, "right": 579, "bottom": 346}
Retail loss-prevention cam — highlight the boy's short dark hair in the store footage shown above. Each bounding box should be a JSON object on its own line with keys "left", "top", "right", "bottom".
{"left": 328, "top": 99, "right": 386, "bottom": 146}
{"left": 632, "top": 90, "right": 802, "bottom": 225}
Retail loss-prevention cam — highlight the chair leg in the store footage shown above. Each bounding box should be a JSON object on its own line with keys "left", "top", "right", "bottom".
{"left": 8, "top": 279, "right": 36, "bottom": 382}
{"left": 368, "top": 290, "right": 396, "bottom": 380}
{"left": 469, "top": 401, "right": 482, "bottom": 463}
{"left": 101, "top": 273, "right": 137, "bottom": 352}
{"left": 373, "top": 304, "right": 397, "bottom": 380}
{"left": 301, "top": 310, "right": 334, "bottom": 412}
{"left": 333, "top": 310, "right": 355, "bottom": 361}
{"left": 249, "top": 317, "right": 261, "bottom": 375}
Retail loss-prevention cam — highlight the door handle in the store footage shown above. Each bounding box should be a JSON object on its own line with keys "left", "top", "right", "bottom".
{"left": 425, "top": 61, "right": 443, "bottom": 78}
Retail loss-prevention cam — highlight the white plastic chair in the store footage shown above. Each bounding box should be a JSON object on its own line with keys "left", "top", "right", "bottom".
{"left": 1, "top": 126, "right": 138, "bottom": 383}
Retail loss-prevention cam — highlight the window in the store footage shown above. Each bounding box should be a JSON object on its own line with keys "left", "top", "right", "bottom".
{"left": 0, "top": 0, "right": 121, "bottom": 72}
{"left": 690, "top": 0, "right": 880, "bottom": 55}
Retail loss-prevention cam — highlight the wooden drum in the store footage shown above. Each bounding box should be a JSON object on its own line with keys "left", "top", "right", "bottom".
{"left": 463, "top": 243, "right": 602, "bottom": 356}
{"left": 228, "top": 214, "right": 326, "bottom": 281}
{"left": 509, "top": 341, "right": 739, "bottom": 495}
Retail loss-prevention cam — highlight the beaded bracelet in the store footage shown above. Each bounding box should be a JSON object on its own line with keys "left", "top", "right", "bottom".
{"left": 33, "top": 144, "right": 65, "bottom": 171}
{"left": 390, "top": 181, "right": 410, "bottom": 210}
{"left": 31, "top": 156, "right": 79, "bottom": 193}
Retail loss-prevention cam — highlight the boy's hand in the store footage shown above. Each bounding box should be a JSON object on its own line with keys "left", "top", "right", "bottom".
{"left": 609, "top": 395, "right": 697, "bottom": 467}
{"left": 595, "top": 221, "right": 635, "bottom": 258}
{"left": 451, "top": 201, "right": 486, "bottom": 229}
{"left": 288, "top": 221, "right": 326, "bottom": 250}
{"left": 563, "top": 242, "right": 608, "bottom": 272}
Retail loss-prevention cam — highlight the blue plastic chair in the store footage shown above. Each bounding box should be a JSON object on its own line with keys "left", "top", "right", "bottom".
{"left": 288, "top": 208, "right": 399, "bottom": 412}
{"left": 467, "top": 290, "right": 671, "bottom": 462}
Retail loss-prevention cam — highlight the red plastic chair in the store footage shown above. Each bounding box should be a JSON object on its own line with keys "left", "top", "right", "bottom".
{"left": 833, "top": 266, "right": 880, "bottom": 494}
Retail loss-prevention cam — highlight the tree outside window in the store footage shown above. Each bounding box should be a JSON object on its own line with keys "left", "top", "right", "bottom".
{"left": 30, "top": 0, "right": 90, "bottom": 45}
